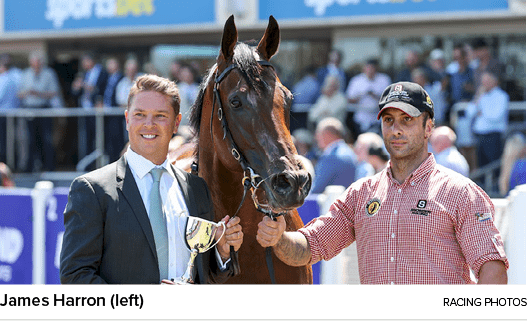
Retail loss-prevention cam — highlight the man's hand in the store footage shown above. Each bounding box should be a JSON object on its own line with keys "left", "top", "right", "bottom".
{"left": 256, "top": 215, "right": 286, "bottom": 248}
{"left": 256, "top": 215, "right": 311, "bottom": 267}
{"left": 215, "top": 215, "right": 243, "bottom": 261}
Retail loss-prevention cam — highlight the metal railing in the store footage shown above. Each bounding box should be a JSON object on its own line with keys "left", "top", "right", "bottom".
{"left": 1, "top": 101, "right": 524, "bottom": 175}
{"left": 0, "top": 107, "right": 126, "bottom": 171}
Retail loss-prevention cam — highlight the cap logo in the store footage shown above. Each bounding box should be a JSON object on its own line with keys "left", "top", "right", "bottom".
{"left": 426, "top": 95, "right": 433, "bottom": 106}
{"left": 394, "top": 84, "right": 403, "bottom": 91}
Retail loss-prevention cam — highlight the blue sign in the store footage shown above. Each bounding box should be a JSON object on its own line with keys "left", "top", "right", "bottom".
{"left": 45, "top": 188, "right": 68, "bottom": 284}
{"left": 0, "top": 189, "right": 34, "bottom": 284}
{"left": 259, "top": 0, "right": 508, "bottom": 20}
{"left": 4, "top": 0, "right": 215, "bottom": 32}
{"left": 297, "top": 195, "right": 321, "bottom": 284}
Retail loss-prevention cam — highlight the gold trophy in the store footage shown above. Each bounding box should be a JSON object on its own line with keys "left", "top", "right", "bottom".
{"left": 174, "top": 215, "right": 225, "bottom": 284}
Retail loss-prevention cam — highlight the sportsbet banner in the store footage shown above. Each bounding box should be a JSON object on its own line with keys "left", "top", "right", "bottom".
{"left": 259, "top": 0, "right": 509, "bottom": 20}
{"left": 4, "top": 0, "right": 215, "bottom": 32}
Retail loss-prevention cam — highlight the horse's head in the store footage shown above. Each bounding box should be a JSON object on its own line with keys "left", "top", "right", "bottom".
{"left": 192, "top": 15, "right": 311, "bottom": 213}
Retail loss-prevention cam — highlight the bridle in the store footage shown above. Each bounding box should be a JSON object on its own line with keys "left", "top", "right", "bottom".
{"left": 193, "top": 59, "right": 285, "bottom": 283}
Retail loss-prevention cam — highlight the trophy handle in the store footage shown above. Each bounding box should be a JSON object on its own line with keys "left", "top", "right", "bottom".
{"left": 207, "top": 220, "right": 226, "bottom": 252}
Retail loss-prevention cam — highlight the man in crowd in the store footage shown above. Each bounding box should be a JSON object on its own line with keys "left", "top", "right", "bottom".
{"left": 469, "top": 70, "right": 509, "bottom": 169}
{"left": 309, "top": 117, "right": 357, "bottom": 194}
{"left": 71, "top": 52, "right": 108, "bottom": 163}
{"left": 429, "top": 126, "right": 470, "bottom": 177}
{"left": 346, "top": 59, "right": 391, "bottom": 134}
{"left": 18, "top": 51, "right": 61, "bottom": 172}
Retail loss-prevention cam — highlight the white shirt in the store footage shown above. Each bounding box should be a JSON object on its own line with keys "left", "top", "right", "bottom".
{"left": 434, "top": 147, "right": 470, "bottom": 177}
{"left": 115, "top": 73, "right": 144, "bottom": 107}
{"left": 346, "top": 72, "right": 391, "bottom": 131}
{"left": 470, "top": 86, "right": 509, "bottom": 135}
{"left": 125, "top": 147, "right": 227, "bottom": 281}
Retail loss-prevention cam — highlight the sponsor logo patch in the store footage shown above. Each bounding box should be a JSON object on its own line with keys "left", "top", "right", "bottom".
{"left": 411, "top": 200, "right": 431, "bottom": 216}
{"left": 476, "top": 212, "right": 492, "bottom": 222}
{"left": 365, "top": 198, "right": 381, "bottom": 217}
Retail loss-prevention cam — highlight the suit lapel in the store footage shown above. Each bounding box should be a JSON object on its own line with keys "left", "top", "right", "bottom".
{"left": 117, "top": 156, "right": 157, "bottom": 260}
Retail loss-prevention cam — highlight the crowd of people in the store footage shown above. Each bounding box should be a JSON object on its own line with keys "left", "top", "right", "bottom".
{"left": 0, "top": 52, "right": 200, "bottom": 174}
{"left": 0, "top": 37, "right": 525, "bottom": 196}
{"left": 289, "top": 38, "right": 525, "bottom": 197}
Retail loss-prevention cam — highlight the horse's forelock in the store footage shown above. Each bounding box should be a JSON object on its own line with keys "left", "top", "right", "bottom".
{"left": 189, "top": 42, "right": 270, "bottom": 143}
{"left": 233, "top": 43, "right": 263, "bottom": 91}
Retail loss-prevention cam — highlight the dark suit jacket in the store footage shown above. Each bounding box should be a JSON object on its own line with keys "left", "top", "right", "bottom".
{"left": 60, "top": 156, "right": 234, "bottom": 284}
{"left": 72, "top": 64, "right": 108, "bottom": 107}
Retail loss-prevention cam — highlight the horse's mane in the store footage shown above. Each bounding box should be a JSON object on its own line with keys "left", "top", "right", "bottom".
{"left": 189, "top": 42, "right": 268, "bottom": 142}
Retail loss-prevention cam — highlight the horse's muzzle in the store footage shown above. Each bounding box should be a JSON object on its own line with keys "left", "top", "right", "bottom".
{"left": 269, "top": 169, "right": 311, "bottom": 209}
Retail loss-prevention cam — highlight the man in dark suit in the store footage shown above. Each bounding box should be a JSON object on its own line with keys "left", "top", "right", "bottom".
{"left": 60, "top": 74, "right": 243, "bottom": 284}
{"left": 71, "top": 52, "right": 109, "bottom": 166}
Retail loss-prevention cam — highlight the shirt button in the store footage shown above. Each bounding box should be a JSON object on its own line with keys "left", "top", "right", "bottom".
{"left": 398, "top": 188, "right": 402, "bottom": 193}
{"left": 391, "top": 233, "right": 395, "bottom": 238}
{"left": 394, "top": 210, "right": 398, "bottom": 214}
{"left": 391, "top": 257, "right": 394, "bottom": 262}
{"left": 391, "top": 282, "right": 394, "bottom": 285}
{"left": 411, "top": 182, "right": 415, "bottom": 186}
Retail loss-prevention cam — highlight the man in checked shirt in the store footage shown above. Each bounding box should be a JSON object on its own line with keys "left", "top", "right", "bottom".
{"left": 257, "top": 81, "right": 508, "bottom": 284}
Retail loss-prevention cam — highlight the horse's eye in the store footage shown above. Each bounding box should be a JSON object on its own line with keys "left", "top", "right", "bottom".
{"left": 230, "top": 98, "right": 242, "bottom": 109}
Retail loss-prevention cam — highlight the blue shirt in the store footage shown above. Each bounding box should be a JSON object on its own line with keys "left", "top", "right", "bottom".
{"left": 292, "top": 75, "right": 320, "bottom": 105}
{"left": 449, "top": 67, "right": 474, "bottom": 103}
{"left": 311, "top": 139, "right": 357, "bottom": 194}
{"left": 509, "top": 159, "right": 526, "bottom": 193}
{"left": 0, "top": 71, "right": 19, "bottom": 110}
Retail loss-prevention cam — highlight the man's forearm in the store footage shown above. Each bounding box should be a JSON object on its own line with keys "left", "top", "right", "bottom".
{"left": 273, "top": 231, "right": 312, "bottom": 267}
{"left": 478, "top": 260, "right": 507, "bottom": 284}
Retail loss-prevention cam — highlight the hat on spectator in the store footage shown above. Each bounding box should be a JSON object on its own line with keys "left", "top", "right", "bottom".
{"left": 377, "top": 82, "right": 434, "bottom": 119}
{"left": 429, "top": 49, "right": 444, "bottom": 61}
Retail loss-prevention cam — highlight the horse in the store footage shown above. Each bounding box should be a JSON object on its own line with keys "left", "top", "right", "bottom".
{"left": 187, "top": 15, "right": 313, "bottom": 284}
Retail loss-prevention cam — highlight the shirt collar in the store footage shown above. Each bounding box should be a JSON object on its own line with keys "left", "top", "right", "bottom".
{"left": 387, "top": 153, "right": 436, "bottom": 186}
{"left": 125, "top": 146, "right": 174, "bottom": 179}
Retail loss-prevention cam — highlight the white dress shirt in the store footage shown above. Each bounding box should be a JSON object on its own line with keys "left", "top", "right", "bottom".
{"left": 470, "top": 86, "right": 509, "bottom": 135}
{"left": 346, "top": 72, "right": 391, "bottom": 132}
{"left": 125, "top": 147, "right": 227, "bottom": 281}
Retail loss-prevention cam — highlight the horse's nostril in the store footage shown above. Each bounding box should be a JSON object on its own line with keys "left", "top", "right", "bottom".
{"left": 272, "top": 173, "right": 293, "bottom": 195}
{"left": 299, "top": 172, "right": 312, "bottom": 194}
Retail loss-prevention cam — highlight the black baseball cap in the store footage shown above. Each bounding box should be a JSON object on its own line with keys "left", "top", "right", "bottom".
{"left": 377, "top": 82, "right": 434, "bottom": 120}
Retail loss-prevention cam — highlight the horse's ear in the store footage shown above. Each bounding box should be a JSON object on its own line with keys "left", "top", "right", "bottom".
{"left": 220, "top": 15, "right": 238, "bottom": 62}
{"left": 257, "top": 15, "right": 280, "bottom": 61}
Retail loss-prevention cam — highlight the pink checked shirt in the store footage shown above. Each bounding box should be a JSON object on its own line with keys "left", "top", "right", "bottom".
{"left": 299, "top": 154, "right": 508, "bottom": 284}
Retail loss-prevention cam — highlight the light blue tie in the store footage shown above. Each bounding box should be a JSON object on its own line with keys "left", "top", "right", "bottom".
{"left": 149, "top": 167, "right": 168, "bottom": 281}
